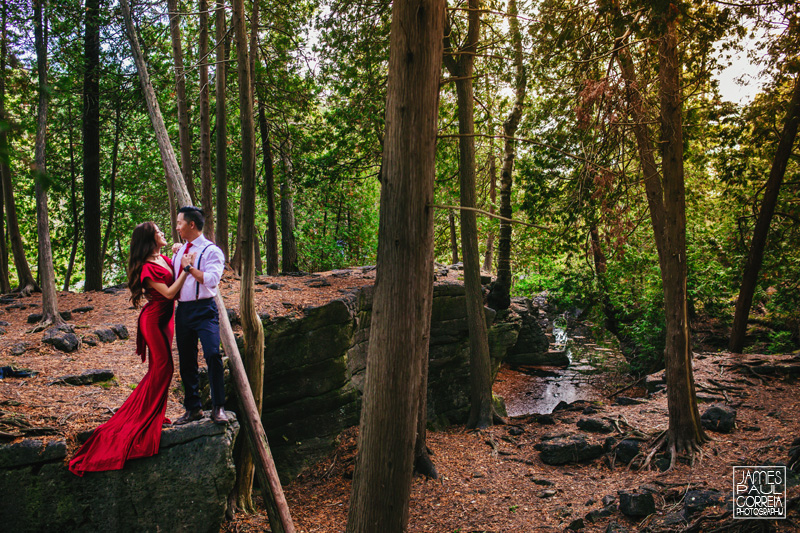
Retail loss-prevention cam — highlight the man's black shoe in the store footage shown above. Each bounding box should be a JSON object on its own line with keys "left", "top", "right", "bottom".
{"left": 174, "top": 409, "right": 203, "bottom": 425}
{"left": 211, "top": 406, "right": 229, "bottom": 424}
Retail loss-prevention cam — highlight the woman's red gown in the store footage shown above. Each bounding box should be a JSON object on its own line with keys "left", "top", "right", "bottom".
{"left": 69, "top": 256, "right": 176, "bottom": 476}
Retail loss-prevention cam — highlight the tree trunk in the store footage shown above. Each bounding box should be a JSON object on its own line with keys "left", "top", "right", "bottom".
{"left": 657, "top": 16, "right": 707, "bottom": 460}
{"left": 487, "top": 0, "right": 526, "bottom": 311}
{"left": 82, "top": 0, "right": 102, "bottom": 291}
{"left": 232, "top": 0, "right": 263, "bottom": 513}
{"left": 101, "top": 107, "right": 121, "bottom": 261}
{"left": 214, "top": 0, "right": 228, "bottom": 258}
{"left": 120, "top": 2, "right": 294, "bottom": 530}
{"left": 443, "top": 0, "right": 492, "bottom": 429}
{"left": 168, "top": 0, "right": 198, "bottom": 205}
{"left": 482, "top": 144, "right": 496, "bottom": 273}
{"left": 279, "top": 142, "right": 298, "bottom": 273}
{"left": 33, "top": 0, "right": 62, "bottom": 325}
{"left": 345, "top": 0, "right": 443, "bottom": 529}
{"left": 448, "top": 210, "right": 458, "bottom": 264}
{"left": 199, "top": 0, "right": 214, "bottom": 240}
{"left": 231, "top": 201, "right": 244, "bottom": 273}
{"left": 0, "top": 1, "right": 12, "bottom": 293}
{"left": 258, "top": 99, "right": 279, "bottom": 276}
{"left": 729, "top": 75, "right": 800, "bottom": 353}
{"left": 64, "top": 101, "right": 80, "bottom": 291}
{"left": 1, "top": 0, "right": 37, "bottom": 295}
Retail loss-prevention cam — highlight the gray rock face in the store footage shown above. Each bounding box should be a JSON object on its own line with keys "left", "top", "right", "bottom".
{"left": 0, "top": 417, "right": 238, "bottom": 533}
{"left": 701, "top": 404, "right": 737, "bottom": 433}
{"left": 94, "top": 327, "right": 118, "bottom": 343}
{"left": 504, "top": 298, "right": 555, "bottom": 365}
{"left": 535, "top": 434, "right": 604, "bottom": 465}
{"left": 110, "top": 324, "right": 129, "bottom": 340}
{"left": 611, "top": 438, "right": 642, "bottom": 465}
{"left": 577, "top": 417, "right": 614, "bottom": 434}
{"left": 252, "top": 281, "right": 522, "bottom": 481}
{"left": 618, "top": 489, "right": 656, "bottom": 517}
{"left": 42, "top": 325, "right": 81, "bottom": 353}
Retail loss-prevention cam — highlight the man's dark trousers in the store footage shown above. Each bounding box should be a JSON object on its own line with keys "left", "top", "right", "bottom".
{"left": 176, "top": 298, "right": 225, "bottom": 410}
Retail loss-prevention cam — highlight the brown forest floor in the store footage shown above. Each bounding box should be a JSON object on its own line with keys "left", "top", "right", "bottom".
{"left": 0, "top": 268, "right": 798, "bottom": 532}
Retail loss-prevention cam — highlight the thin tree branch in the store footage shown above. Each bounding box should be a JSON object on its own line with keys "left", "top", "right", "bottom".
{"left": 429, "top": 204, "right": 549, "bottom": 229}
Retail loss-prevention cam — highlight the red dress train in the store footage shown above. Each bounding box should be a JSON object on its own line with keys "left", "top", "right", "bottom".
{"left": 69, "top": 257, "right": 176, "bottom": 476}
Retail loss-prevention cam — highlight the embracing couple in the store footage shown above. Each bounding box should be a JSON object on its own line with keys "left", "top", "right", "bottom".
{"left": 69, "top": 206, "right": 228, "bottom": 477}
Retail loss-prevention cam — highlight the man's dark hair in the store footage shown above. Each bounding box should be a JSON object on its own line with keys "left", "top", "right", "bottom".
{"left": 179, "top": 206, "right": 205, "bottom": 230}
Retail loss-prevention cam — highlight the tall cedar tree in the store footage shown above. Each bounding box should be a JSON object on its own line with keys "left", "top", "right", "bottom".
{"left": 199, "top": 0, "right": 214, "bottom": 241}
{"left": 729, "top": 76, "right": 800, "bottom": 353}
{"left": 345, "top": 0, "right": 444, "bottom": 529}
{"left": 33, "top": 0, "right": 62, "bottom": 324}
{"left": 443, "top": 0, "right": 494, "bottom": 429}
{"left": 82, "top": 0, "right": 102, "bottom": 290}
{"left": 214, "top": 0, "right": 228, "bottom": 258}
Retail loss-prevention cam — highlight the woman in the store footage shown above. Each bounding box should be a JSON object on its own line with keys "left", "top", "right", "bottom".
{"left": 69, "top": 222, "right": 195, "bottom": 476}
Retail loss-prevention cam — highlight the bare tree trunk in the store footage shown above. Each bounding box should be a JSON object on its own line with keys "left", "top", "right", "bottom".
{"left": 482, "top": 144, "right": 496, "bottom": 273}
{"left": 448, "top": 210, "right": 458, "bottom": 264}
{"left": 33, "top": 0, "right": 62, "bottom": 325}
{"left": 168, "top": 0, "right": 198, "bottom": 205}
{"left": 345, "top": 0, "right": 443, "bottom": 528}
{"left": 1, "top": 0, "right": 37, "bottom": 296}
{"left": 0, "top": 4, "right": 8, "bottom": 293}
{"left": 231, "top": 201, "right": 244, "bottom": 273}
{"left": 258, "top": 97, "right": 279, "bottom": 275}
{"left": 487, "top": 0, "right": 526, "bottom": 311}
{"left": 443, "top": 0, "right": 492, "bottom": 429}
{"left": 120, "top": 2, "right": 294, "bottom": 530}
{"left": 64, "top": 102, "right": 80, "bottom": 291}
{"left": 214, "top": 0, "right": 228, "bottom": 258}
{"left": 280, "top": 141, "right": 298, "bottom": 273}
{"left": 232, "top": 0, "right": 262, "bottom": 512}
{"left": 729, "top": 75, "right": 800, "bottom": 353}
{"left": 199, "top": 0, "right": 214, "bottom": 240}
{"left": 82, "top": 0, "right": 102, "bottom": 291}
{"left": 657, "top": 17, "right": 707, "bottom": 461}
{"left": 101, "top": 106, "right": 121, "bottom": 261}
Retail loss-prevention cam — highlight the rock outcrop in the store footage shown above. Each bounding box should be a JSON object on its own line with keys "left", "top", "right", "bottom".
{"left": 0, "top": 417, "right": 239, "bottom": 533}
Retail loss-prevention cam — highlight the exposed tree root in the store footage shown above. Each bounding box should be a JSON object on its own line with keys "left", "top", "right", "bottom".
{"left": 641, "top": 431, "right": 707, "bottom": 472}
{"left": 13, "top": 283, "right": 39, "bottom": 298}
{"left": 413, "top": 447, "right": 438, "bottom": 480}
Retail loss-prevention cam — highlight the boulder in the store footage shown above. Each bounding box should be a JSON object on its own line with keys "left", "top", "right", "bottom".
{"left": 42, "top": 325, "right": 81, "bottom": 353}
{"left": 51, "top": 369, "right": 114, "bottom": 386}
{"left": 0, "top": 417, "right": 238, "bottom": 533}
{"left": 94, "top": 328, "right": 118, "bottom": 343}
{"left": 110, "top": 324, "right": 129, "bottom": 340}
{"left": 82, "top": 334, "right": 99, "bottom": 347}
{"left": 72, "top": 305, "right": 94, "bottom": 313}
{"left": 577, "top": 417, "right": 614, "bottom": 434}
{"left": 535, "top": 434, "right": 604, "bottom": 465}
{"left": 618, "top": 489, "right": 655, "bottom": 517}
{"left": 585, "top": 504, "right": 616, "bottom": 523}
{"left": 683, "top": 489, "right": 726, "bottom": 518}
{"left": 701, "top": 404, "right": 737, "bottom": 433}
{"left": 10, "top": 342, "right": 32, "bottom": 356}
{"left": 612, "top": 438, "right": 642, "bottom": 465}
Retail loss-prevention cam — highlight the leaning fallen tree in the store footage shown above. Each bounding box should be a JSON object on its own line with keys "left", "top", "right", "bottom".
{"left": 119, "top": 1, "right": 294, "bottom": 531}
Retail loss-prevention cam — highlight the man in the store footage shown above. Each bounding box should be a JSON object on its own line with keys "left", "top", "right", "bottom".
{"left": 172, "top": 206, "right": 229, "bottom": 425}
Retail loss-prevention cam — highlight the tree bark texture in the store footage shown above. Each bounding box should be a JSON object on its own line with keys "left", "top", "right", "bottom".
{"left": 0, "top": 2, "right": 12, "bottom": 293}
{"left": 82, "top": 0, "right": 102, "bottom": 291}
{"left": 344, "top": 0, "right": 444, "bottom": 530}
{"left": 448, "top": 209, "right": 459, "bottom": 264}
{"left": 167, "top": 0, "right": 197, "bottom": 206}
{"left": 657, "top": 16, "right": 707, "bottom": 455}
{"left": 232, "top": 0, "right": 263, "bottom": 512}
{"left": 101, "top": 107, "right": 121, "bottom": 262}
{"left": 199, "top": 0, "right": 214, "bottom": 241}
{"left": 258, "top": 97, "right": 279, "bottom": 275}
{"left": 33, "top": 0, "right": 61, "bottom": 324}
{"left": 63, "top": 102, "right": 79, "bottom": 291}
{"left": 729, "top": 75, "right": 800, "bottom": 353}
{"left": 482, "top": 144, "right": 496, "bottom": 273}
{"left": 443, "top": 0, "right": 492, "bottom": 430}
{"left": 120, "top": 2, "right": 295, "bottom": 531}
{"left": 215, "top": 0, "right": 228, "bottom": 258}
{"left": 488, "top": 0, "right": 526, "bottom": 311}
{"left": 280, "top": 142, "right": 298, "bottom": 273}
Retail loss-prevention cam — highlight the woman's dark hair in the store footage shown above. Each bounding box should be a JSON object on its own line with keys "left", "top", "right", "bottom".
{"left": 128, "top": 221, "right": 159, "bottom": 308}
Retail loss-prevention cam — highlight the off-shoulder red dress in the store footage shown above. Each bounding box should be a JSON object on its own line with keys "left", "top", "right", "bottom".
{"left": 69, "top": 256, "right": 176, "bottom": 476}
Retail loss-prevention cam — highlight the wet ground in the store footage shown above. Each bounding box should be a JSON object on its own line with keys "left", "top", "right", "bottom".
{"left": 493, "top": 328, "right": 621, "bottom": 416}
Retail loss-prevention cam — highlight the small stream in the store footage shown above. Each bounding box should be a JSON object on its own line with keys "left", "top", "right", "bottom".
{"left": 494, "top": 324, "right": 609, "bottom": 417}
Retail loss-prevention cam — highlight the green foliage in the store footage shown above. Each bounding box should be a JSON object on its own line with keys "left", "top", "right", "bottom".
{"left": 767, "top": 330, "right": 795, "bottom": 355}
